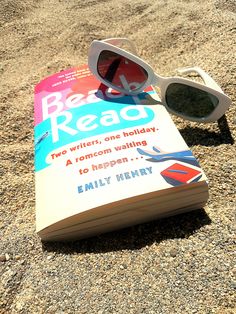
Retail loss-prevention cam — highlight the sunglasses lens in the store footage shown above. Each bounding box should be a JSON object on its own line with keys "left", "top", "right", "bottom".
{"left": 166, "top": 83, "right": 219, "bottom": 118}
{"left": 97, "top": 50, "right": 148, "bottom": 92}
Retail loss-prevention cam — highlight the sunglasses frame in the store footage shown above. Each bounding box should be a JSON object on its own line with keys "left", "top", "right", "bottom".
{"left": 88, "top": 38, "right": 232, "bottom": 123}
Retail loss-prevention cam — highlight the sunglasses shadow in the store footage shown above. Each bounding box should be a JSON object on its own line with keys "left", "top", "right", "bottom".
{"left": 96, "top": 84, "right": 234, "bottom": 146}
{"left": 179, "top": 115, "right": 234, "bottom": 146}
{"left": 95, "top": 83, "right": 161, "bottom": 105}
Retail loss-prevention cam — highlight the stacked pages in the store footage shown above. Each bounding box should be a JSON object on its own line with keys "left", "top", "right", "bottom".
{"left": 34, "top": 65, "right": 209, "bottom": 241}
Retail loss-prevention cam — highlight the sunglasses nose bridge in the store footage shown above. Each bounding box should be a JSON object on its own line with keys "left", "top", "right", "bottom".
{"left": 152, "top": 72, "right": 163, "bottom": 86}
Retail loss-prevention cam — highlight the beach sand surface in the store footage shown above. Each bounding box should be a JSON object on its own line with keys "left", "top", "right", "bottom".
{"left": 0, "top": 0, "right": 235, "bottom": 313}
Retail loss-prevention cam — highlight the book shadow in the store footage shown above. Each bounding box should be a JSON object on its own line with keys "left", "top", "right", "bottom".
{"left": 42, "top": 208, "right": 211, "bottom": 254}
{"left": 179, "top": 115, "right": 234, "bottom": 146}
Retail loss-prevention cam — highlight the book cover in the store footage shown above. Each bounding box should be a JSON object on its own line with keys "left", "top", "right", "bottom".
{"left": 34, "top": 65, "right": 208, "bottom": 239}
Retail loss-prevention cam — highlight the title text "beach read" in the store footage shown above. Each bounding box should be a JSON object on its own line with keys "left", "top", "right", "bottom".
{"left": 42, "top": 91, "right": 152, "bottom": 143}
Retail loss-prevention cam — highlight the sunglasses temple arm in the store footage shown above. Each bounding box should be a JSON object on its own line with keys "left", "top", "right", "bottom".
{"left": 101, "top": 38, "right": 138, "bottom": 55}
{"left": 177, "top": 66, "right": 223, "bottom": 93}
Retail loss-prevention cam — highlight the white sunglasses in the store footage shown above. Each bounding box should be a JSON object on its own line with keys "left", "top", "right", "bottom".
{"left": 88, "top": 38, "right": 232, "bottom": 123}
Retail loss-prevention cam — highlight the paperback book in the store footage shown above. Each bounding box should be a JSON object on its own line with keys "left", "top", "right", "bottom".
{"left": 34, "top": 65, "right": 209, "bottom": 241}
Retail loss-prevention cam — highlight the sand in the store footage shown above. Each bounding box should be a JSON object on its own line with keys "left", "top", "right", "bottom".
{"left": 0, "top": 0, "right": 235, "bottom": 313}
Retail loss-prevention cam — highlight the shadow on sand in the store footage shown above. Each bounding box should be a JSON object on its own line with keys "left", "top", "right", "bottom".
{"left": 179, "top": 115, "right": 234, "bottom": 146}
{"left": 42, "top": 208, "right": 211, "bottom": 254}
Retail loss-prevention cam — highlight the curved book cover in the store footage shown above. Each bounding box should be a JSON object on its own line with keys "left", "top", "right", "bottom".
{"left": 34, "top": 65, "right": 209, "bottom": 241}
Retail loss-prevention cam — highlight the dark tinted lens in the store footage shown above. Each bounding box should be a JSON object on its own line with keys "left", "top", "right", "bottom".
{"left": 97, "top": 50, "right": 148, "bottom": 92}
{"left": 166, "top": 83, "right": 219, "bottom": 118}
